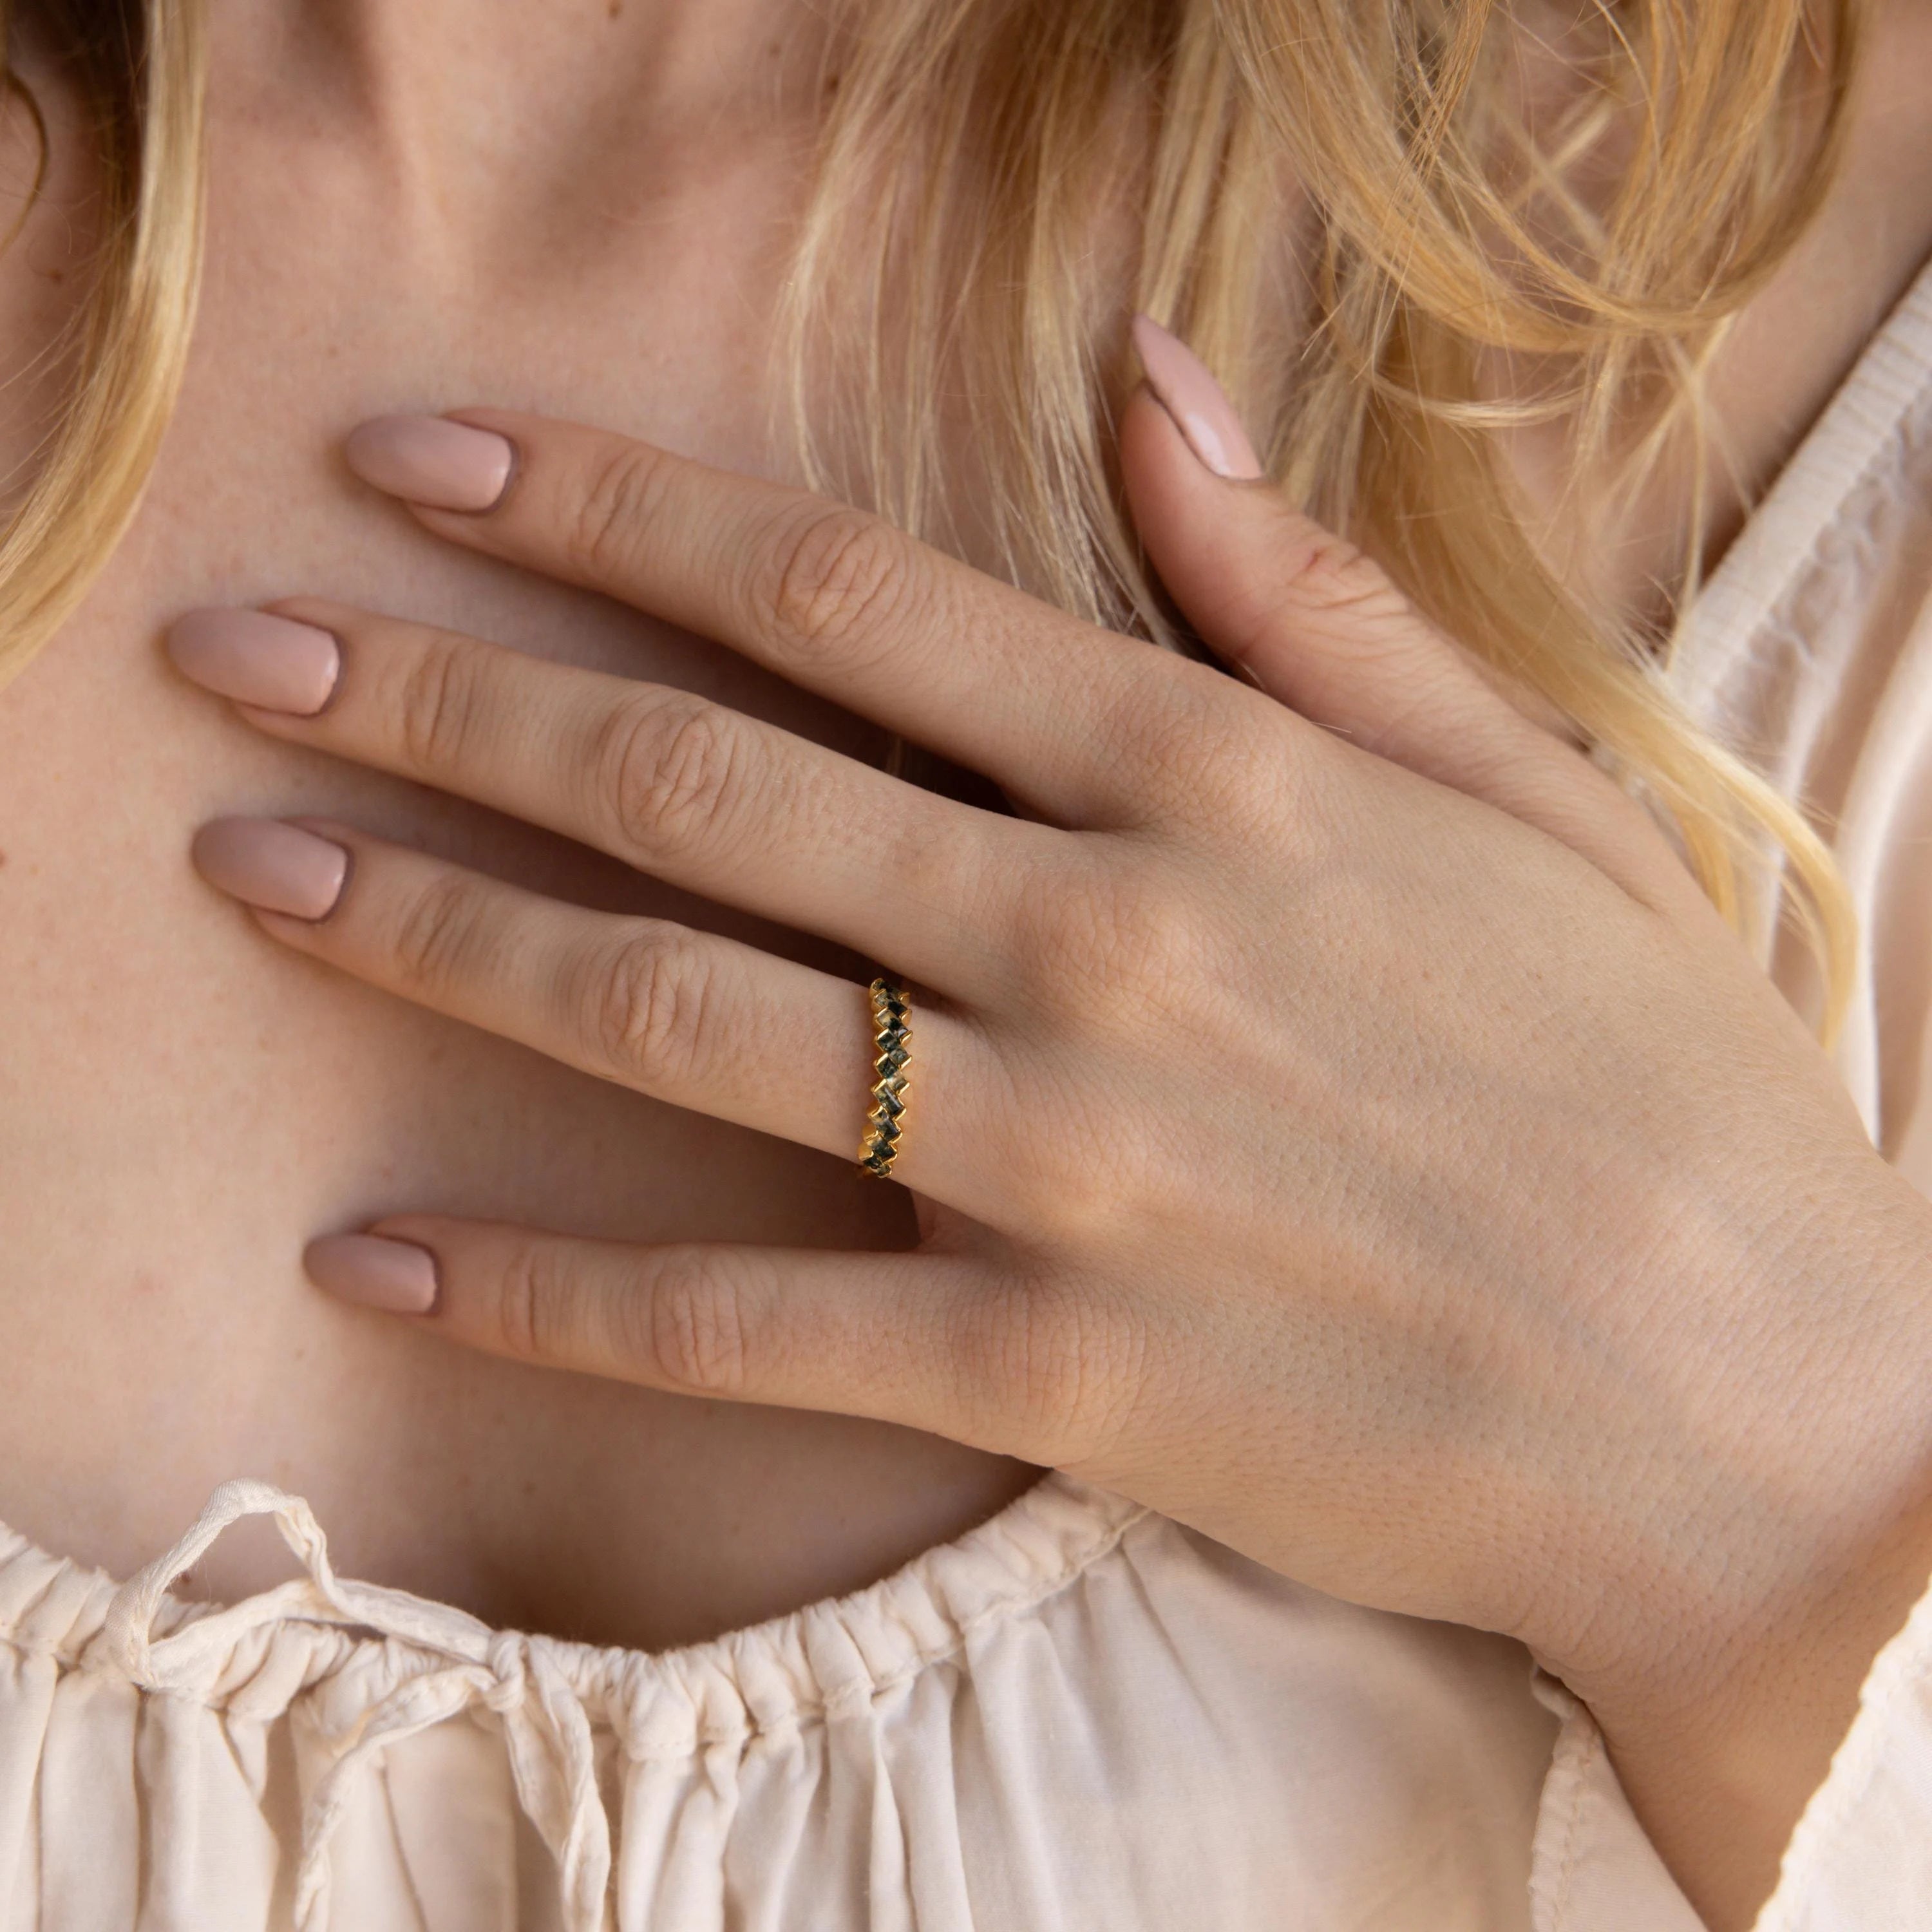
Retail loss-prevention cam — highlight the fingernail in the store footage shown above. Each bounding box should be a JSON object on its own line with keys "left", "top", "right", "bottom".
{"left": 167, "top": 609, "right": 341, "bottom": 715}
{"left": 191, "top": 817, "right": 349, "bottom": 920}
{"left": 345, "top": 415, "right": 514, "bottom": 513}
{"left": 305, "top": 1233, "right": 439, "bottom": 1314}
{"left": 1130, "top": 315, "right": 1264, "bottom": 481}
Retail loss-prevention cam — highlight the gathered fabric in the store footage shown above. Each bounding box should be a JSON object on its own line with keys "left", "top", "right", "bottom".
{"left": 4, "top": 254, "right": 1932, "bottom": 1932}
{"left": 2, "top": 1473, "right": 1567, "bottom": 1931}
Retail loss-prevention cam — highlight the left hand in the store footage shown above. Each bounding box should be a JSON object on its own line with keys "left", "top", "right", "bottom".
{"left": 169, "top": 348, "right": 1932, "bottom": 1923}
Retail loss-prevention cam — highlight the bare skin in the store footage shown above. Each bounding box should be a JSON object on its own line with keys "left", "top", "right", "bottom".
{"left": 0, "top": 0, "right": 1037, "bottom": 1650}
{"left": 0, "top": 0, "right": 1927, "bottom": 1814}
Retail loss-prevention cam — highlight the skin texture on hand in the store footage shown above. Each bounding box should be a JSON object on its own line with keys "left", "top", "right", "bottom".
{"left": 166, "top": 349, "right": 1932, "bottom": 1928}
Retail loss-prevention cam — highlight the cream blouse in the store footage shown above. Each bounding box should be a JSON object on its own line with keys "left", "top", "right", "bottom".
{"left": 0, "top": 263, "right": 1929, "bottom": 1932}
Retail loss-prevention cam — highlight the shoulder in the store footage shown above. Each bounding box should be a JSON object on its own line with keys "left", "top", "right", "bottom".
{"left": 1714, "top": 0, "right": 1932, "bottom": 470}
{"left": 1626, "top": 0, "right": 1932, "bottom": 605}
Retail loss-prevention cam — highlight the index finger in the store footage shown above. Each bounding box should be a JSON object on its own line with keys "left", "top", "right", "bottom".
{"left": 343, "top": 410, "right": 1222, "bottom": 826}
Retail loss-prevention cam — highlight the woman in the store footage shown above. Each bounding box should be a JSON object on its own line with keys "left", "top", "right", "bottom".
{"left": 1, "top": 1, "right": 1929, "bottom": 1927}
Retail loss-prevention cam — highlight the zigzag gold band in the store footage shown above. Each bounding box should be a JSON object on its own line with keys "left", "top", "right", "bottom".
{"left": 858, "top": 977, "right": 913, "bottom": 1179}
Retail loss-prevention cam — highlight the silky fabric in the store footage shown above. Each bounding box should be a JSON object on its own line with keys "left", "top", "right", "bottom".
{"left": 5, "top": 258, "right": 1932, "bottom": 1930}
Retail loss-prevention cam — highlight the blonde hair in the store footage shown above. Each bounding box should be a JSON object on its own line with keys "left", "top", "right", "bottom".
{"left": 0, "top": 0, "right": 205, "bottom": 676}
{"left": 0, "top": 0, "right": 1864, "bottom": 1039}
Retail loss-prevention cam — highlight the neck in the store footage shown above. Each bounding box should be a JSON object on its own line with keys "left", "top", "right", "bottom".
{"left": 213, "top": 0, "right": 834, "bottom": 257}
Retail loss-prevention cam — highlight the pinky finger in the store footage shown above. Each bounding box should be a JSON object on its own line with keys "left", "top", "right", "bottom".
{"left": 305, "top": 1217, "right": 1025, "bottom": 1451}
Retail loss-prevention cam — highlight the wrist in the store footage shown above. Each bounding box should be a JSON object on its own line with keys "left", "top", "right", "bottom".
{"left": 1551, "top": 1162, "right": 1932, "bottom": 1927}
{"left": 1578, "top": 1479, "right": 1932, "bottom": 1929}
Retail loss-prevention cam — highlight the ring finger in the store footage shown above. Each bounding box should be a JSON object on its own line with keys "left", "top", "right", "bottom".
{"left": 189, "top": 815, "right": 991, "bottom": 1205}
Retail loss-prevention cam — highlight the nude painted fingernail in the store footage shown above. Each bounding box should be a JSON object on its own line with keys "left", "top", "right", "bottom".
{"left": 1130, "top": 314, "right": 1264, "bottom": 481}
{"left": 167, "top": 609, "right": 341, "bottom": 715}
{"left": 191, "top": 817, "right": 349, "bottom": 920}
{"left": 345, "top": 415, "right": 515, "bottom": 513}
{"left": 305, "top": 1234, "right": 439, "bottom": 1315}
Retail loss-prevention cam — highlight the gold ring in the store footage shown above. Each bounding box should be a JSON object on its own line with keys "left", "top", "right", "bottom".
{"left": 857, "top": 978, "right": 912, "bottom": 1179}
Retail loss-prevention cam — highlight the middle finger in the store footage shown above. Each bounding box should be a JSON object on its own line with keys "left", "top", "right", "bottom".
{"left": 168, "top": 600, "right": 1037, "bottom": 998}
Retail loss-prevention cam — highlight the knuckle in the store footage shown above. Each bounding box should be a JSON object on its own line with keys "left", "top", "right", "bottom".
{"left": 597, "top": 691, "right": 742, "bottom": 860}
{"left": 1113, "top": 674, "right": 1284, "bottom": 823}
{"left": 489, "top": 1237, "right": 578, "bottom": 1365}
{"left": 755, "top": 505, "right": 913, "bottom": 666}
{"left": 638, "top": 1246, "right": 763, "bottom": 1396}
{"left": 1011, "top": 855, "right": 1206, "bottom": 1030}
{"left": 584, "top": 923, "right": 718, "bottom": 1092}
{"left": 395, "top": 634, "right": 490, "bottom": 774}
{"left": 564, "top": 441, "right": 674, "bottom": 580}
{"left": 388, "top": 869, "right": 490, "bottom": 998}
{"left": 1276, "top": 524, "right": 1408, "bottom": 624}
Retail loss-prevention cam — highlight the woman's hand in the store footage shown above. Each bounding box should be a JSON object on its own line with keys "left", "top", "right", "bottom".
{"left": 167, "top": 328, "right": 1932, "bottom": 1926}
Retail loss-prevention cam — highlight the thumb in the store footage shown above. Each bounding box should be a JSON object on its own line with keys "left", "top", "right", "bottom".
{"left": 1121, "top": 316, "right": 1709, "bottom": 925}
